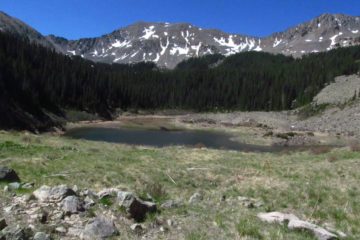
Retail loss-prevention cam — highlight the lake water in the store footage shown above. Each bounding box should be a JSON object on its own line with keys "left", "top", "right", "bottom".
{"left": 64, "top": 127, "right": 316, "bottom": 153}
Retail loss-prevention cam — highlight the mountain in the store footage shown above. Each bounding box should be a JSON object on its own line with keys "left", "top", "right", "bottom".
{"left": 0, "top": 11, "right": 54, "bottom": 49}
{"left": 1, "top": 11, "right": 360, "bottom": 68}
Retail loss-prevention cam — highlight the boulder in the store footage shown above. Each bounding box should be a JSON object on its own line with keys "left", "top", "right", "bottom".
{"left": 61, "top": 196, "right": 84, "bottom": 215}
{"left": 117, "top": 191, "right": 157, "bottom": 222}
{"left": 81, "top": 216, "right": 118, "bottom": 240}
{"left": 0, "top": 167, "right": 20, "bottom": 182}
{"left": 33, "top": 185, "right": 76, "bottom": 202}
{"left": 33, "top": 232, "right": 50, "bottom": 240}
{"left": 189, "top": 192, "right": 203, "bottom": 204}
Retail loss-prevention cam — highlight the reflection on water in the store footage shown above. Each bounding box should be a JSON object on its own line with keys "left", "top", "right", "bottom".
{"left": 65, "top": 127, "right": 327, "bottom": 153}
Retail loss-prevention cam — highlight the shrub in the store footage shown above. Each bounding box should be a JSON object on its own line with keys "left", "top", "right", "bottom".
{"left": 310, "top": 146, "right": 332, "bottom": 155}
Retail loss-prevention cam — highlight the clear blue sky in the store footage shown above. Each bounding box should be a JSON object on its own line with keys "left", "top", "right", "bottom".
{"left": 0, "top": 0, "right": 359, "bottom": 40}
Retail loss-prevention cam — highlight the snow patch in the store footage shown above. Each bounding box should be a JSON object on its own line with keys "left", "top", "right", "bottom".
{"left": 214, "top": 35, "right": 254, "bottom": 55}
{"left": 191, "top": 42, "right": 202, "bottom": 56}
{"left": 329, "top": 32, "right": 343, "bottom": 49}
{"left": 160, "top": 37, "right": 170, "bottom": 55}
{"left": 305, "top": 39, "right": 312, "bottom": 42}
{"left": 152, "top": 53, "right": 160, "bottom": 62}
{"left": 112, "top": 39, "right": 132, "bottom": 48}
{"left": 273, "top": 38, "right": 282, "bottom": 47}
{"left": 140, "top": 26, "right": 156, "bottom": 40}
{"left": 67, "top": 50, "right": 76, "bottom": 55}
{"left": 351, "top": 30, "right": 359, "bottom": 34}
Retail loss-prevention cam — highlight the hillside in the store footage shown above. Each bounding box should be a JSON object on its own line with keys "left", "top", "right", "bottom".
{"left": 0, "top": 30, "right": 360, "bottom": 131}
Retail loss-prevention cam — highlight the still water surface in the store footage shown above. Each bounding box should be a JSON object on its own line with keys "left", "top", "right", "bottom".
{"left": 65, "top": 127, "right": 322, "bottom": 153}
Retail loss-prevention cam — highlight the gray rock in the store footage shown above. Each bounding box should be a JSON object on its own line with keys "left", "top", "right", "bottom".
{"left": 61, "top": 196, "right": 84, "bottom": 215}
{"left": 130, "top": 223, "right": 143, "bottom": 232}
{"left": 258, "top": 212, "right": 341, "bottom": 240}
{"left": 189, "top": 192, "right": 203, "bottom": 204}
{"left": 1, "top": 226, "right": 33, "bottom": 240}
{"left": 8, "top": 182, "right": 21, "bottom": 190}
{"left": 82, "top": 216, "right": 118, "bottom": 240}
{"left": 55, "top": 226, "right": 67, "bottom": 234}
{"left": 33, "top": 185, "right": 76, "bottom": 202}
{"left": 33, "top": 232, "right": 50, "bottom": 240}
{"left": 117, "top": 191, "right": 157, "bottom": 222}
{"left": 21, "top": 182, "right": 34, "bottom": 189}
{"left": 0, "top": 218, "right": 7, "bottom": 231}
{"left": 0, "top": 167, "right": 20, "bottom": 182}
{"left": 84, "top": 196, "right": 96, "bottom": 209}
{"left": 288, "top": 219, "right": 338, "bottom": 240}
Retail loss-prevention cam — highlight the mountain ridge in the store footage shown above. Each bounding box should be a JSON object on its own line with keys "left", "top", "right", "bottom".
{"left": 0, "top": 11, "right": 359, "bottom": 68}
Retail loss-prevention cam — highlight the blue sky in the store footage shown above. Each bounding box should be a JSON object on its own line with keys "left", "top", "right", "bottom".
{"left": 0, "top": 0, "right": 359, "bottom": 39}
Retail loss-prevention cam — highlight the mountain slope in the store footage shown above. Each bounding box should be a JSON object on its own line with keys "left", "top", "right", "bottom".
{"left": 1, "top": 11, "right": 360, "bottom": 68}
{"left": 0, "top": 11, "right": 54, "bottom": 49}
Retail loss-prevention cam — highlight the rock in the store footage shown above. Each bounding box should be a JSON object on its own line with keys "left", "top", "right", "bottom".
{"left": 288, "top": 220, "right": 338, "bottom": 240}
{"left": 167, "top": 219, "right": 174, "bottom": 227}
{"left": 189, "top": 192, "right": 203, "bottom": 204}
{"left": 117, "top": 191, "right": 157, "bottom": 222}
{"left": 160, "top": 200, "right": 181, "bottom": 209}
{"left": 82, "top": 216, "right": 118, "bottom": 240}
{"left": 55, "top": 226, "right": 67, "bottom": 234}
{"left": 0, "top": 218, "right": 7, "bottom": 231}
{"left": 0, "top": 167, "right": 20, "bottom": 182}
{"left": 21, "top": 182, "right": 34, "bottom": 189}
{"left": 8, "top": 182, "right": 21, "bottom": 190}
{"left": 258, "top": 212, "right": 341, "bottom": 240}
{"left": 130, "top": 223, "right": 143, "bottom": 233}
{"left": 67, "top": 227, "right": 83, "bottom": 237}
{"left": 84, "top": 196, "right": 95, "bottom": 209}
{"left": 33, "top": 232, "right": 50, "bottom": 240}
{"left": 33, "top": 185, "right": 76, "bottom": 202}
{"left": 1, "top": 226, "right": 33, "bottom": 240}
{"left": 257, "top": 212, "right": 300, "bottom": 224}
{"left": 61, "top": 196, "right": 84, "bottom": 215}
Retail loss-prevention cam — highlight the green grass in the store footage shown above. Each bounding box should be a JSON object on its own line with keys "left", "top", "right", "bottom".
{"left": 0, "top": 130, "right": 359, "bottom": 239}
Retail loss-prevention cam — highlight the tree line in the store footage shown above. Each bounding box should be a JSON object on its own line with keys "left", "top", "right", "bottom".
{"left": 0, "top": 31, "right": 359, "bottom": 130}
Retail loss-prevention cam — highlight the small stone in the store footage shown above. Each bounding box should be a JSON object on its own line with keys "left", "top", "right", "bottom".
{"left": 3, "top": 185, "right": 9, "bottom": 192}
{"left": 0, "top": 167, "right": 20, "bottom": 182}
{"left": 130, "top": 223, "right": 143, "bottom": 232}
{"left": 21, "top": 182, "right": 35, "bottom": 189}
{"left": 62, "top": 196, "right": 84, "bottom": 215}
{"left": 72, "top": 185, "right": 79, "bottom": 192}
{"left": 0, "top": 218, "right": 7, "bottom": 231}
{"left": 34, "top": 232, "right": 50, "bottom": 240}
{"left": 8, "top": 182, "right": 21, "bottom": 190}
{"left": 55, "top": 226, "right": 67, "bottom": 234}
{"left": 84, "top": 196, "right": 95, "bottom": 209}
{"left": 167, "top": 219, "right": 174, "bottom": 227}
{"left": 189, "top": 192, "right": 203, "bottom": 204}
{"left": 82, "top": 216, "right": 118, "bottom": 240}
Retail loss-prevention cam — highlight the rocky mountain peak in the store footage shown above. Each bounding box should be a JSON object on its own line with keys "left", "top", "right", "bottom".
{"left": 0, "top": 11, "right": 359, "bottom": 68}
